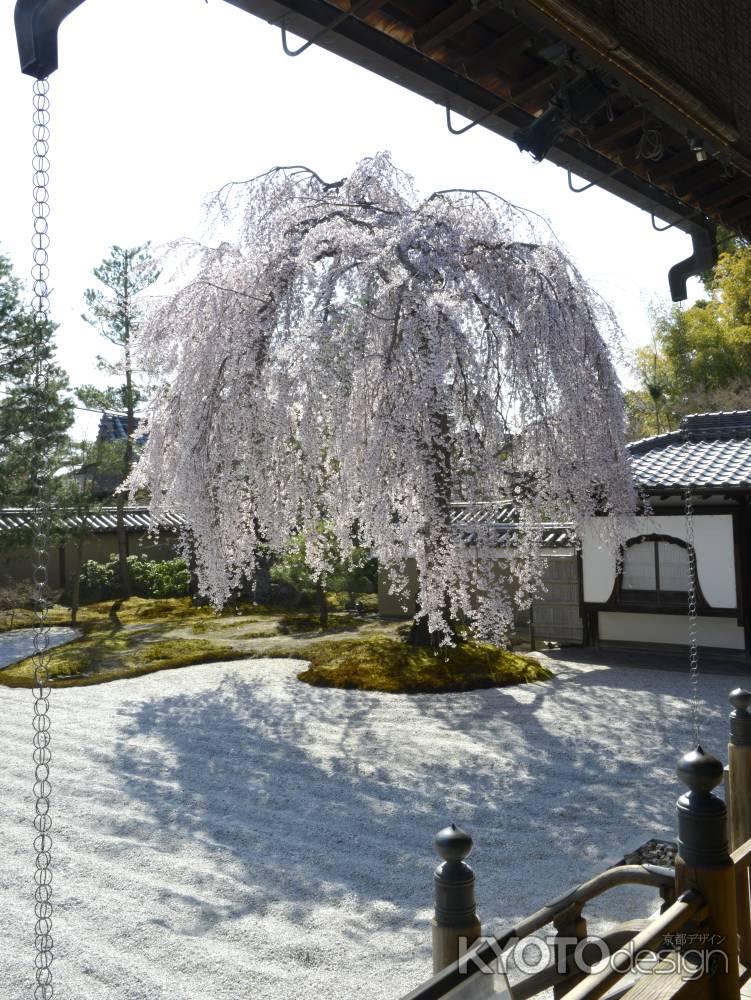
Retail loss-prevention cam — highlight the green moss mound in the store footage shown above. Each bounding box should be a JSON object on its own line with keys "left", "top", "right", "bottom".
{"left": 1, "top": 632, "right": 247, "bottom": 689}
{"left": 297, "top": 636, "right": 552, "bottom": 694}
{"left": 0, "top": 596, "right": 215, "bottom": 634}
{"left": 0, "top": 596, "right": 549, "bottom": 694}
{"left": 277, "top": 612, "right": 363, "bottom": 635}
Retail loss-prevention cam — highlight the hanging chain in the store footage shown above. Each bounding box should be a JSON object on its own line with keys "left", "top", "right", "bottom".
{"left": 30, "top": 76, "right": 55, "bottom": 1000}
{"left": 684, "top": 487, "right": 701, "bottom": 749}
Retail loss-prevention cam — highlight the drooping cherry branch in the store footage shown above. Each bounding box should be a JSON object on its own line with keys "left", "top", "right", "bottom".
{"left": 131, "top": 153, "right": 635, "bottom": 642}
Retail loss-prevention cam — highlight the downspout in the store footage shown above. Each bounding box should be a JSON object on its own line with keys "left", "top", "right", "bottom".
{"left": 15, "top": 0, "right": 85, "bottom": 77}
{"left": 668, "top": 224, "right": 718, "bottom": 302}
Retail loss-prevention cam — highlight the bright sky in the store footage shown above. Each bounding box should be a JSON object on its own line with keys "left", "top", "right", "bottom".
{"left": 2, "top": 0, "right": 699, "bottom": 441}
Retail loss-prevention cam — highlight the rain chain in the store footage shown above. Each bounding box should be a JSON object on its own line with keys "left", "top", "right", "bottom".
{"left": 29, "top": 76, "right": 55, "bottom": 1000}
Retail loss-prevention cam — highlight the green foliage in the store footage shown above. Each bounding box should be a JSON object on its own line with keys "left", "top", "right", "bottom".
{"left": 80, "top": 554, "right": 190, "bottom": 600}
{"left": 77, "top": 243, "right": 160, "bottom": 469}
{"left": 131, "top": 555, "right": 190, "bottom": 598}
{"left": 0, "top": 250, "right": 74, "bottom": 512}
{"left": 297, "top": 635, "right": 552, "bottom": 693}
{"left": 82, "top": 244, "right": 159, "bottom": 349}
{"left": 80, "top": 556, "right": 115, "bottom": 597}
{"left": 270, "top": 530, "right": 376, "bottom": 604}
{"left": 626, "top": 239, "right": 751, "bottom": 440}
{"left": 79, "top": 244, "right": 161, "bottom": 599}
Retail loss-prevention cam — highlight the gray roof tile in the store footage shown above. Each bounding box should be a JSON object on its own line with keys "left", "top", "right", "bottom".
{"left": 628, "top": 411, "right": 751, "bottom": 491}
{"left": 450, "top": 504, "right": 573, "bottom": 546}
{"left": 0, "top": 507, "right": 184, "bottom": 535}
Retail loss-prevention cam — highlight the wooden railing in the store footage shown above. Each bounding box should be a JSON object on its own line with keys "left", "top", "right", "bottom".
{"left": 401, "top": 686, "right": 751, "bottom": 1000}
{"left": 731, "top": 836, "right": 751, "bottom": 970}
{"left": 401, "top": 861, "right": 676, "bottom": 1000}
{"left": 562, "top": 890, "right": 706, "bottom": 1000}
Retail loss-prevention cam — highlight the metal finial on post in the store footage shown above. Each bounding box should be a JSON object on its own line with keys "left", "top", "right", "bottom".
{"left": 676, "top": 746, "right": 728, "bottom": 864}
{"left": 431, "top": 823, "right": 481, "bottom": 974}
{"left": 729, "top": 689, "right": 751, "bottom": 742}
{"left": 674, "top": 747, "right": 739, "bottom": 998}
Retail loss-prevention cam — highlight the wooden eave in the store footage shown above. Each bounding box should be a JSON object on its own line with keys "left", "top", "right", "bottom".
{"left": 223, "top": 0, "right": 751, "bottom": 243}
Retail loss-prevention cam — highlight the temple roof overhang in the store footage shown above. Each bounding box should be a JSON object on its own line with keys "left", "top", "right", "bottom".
{"left": 15, "top": 0, "right": 751, "bottom": 298}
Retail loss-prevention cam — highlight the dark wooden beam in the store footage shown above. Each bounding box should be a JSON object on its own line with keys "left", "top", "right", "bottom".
{"left": 648, "top": 148, "right": 701, "bottom": 183}
{"left": 359, "top": 0, "right": 389, "bottom": 13}
{"left": 413, "top": 0, "right": 496, "bottom": 53}
{"left": 509, "top": 62, "right": 559, "bottom": 100}
{"left": 723, "top": 197, "right": 751, "bottom": 225}
{"left": 586, "top": 107, "right": 643, "bottom": 149}
{"left": 702, "top": 174, "right": 751, "bottom": 212}
{"left": 672, "top": 160, "right": 727, "bottom": 198}
{"left": 464, "top": 23, "right": 533, "bottom": 77}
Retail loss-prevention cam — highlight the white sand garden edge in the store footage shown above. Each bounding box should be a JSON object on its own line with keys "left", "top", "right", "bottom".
{"left": 0, "top": 651, "right": 739, "bottom": 999}
{"left": 0, "top": 626, "right": 81, "bottom": 670}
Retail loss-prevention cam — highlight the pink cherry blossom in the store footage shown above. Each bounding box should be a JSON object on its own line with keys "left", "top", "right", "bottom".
{"left": 131, "top": 154, "right": 635, "bottom": 642}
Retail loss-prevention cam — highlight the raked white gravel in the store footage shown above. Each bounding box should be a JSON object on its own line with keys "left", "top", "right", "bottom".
{"left": 0, "top": 626, "right": 80, "bottom": 670}
{"left": 0, "top": 652, "right": 742, "bottom": 999}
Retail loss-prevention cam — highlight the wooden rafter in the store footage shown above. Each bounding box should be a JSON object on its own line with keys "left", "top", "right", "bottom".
{"left": 413, "top": 0, "right": 496, "bottom": 53}
{"left": 464, "top": 23, "right": 534, "bottom": 77}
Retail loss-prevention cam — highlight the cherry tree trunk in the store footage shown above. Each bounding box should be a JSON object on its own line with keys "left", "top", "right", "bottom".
{"left": 409, "top": 401, "right": 454, "bottom": 649}
{"left": 315, "top": 579, "right": 329, "bottom": 630}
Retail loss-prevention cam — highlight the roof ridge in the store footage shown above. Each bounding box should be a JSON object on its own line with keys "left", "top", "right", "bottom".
{"left": 627, "top": 429, "right": 683, "bottom": 454}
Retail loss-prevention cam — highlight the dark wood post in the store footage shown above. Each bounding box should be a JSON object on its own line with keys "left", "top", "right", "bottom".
{"left": 528, "top": 605, "right": 536, "bottom": 652}
{"left": 431, "top": 824, "right": 482, "bottom": 975}
{"left": 727, "top": 688, "right": 751, "bottom": 968}
{"left": 552, "top": 903, "right": 587, "bottom": 998}
{"left": 674, "top": 746, "right": 739, "bottom": 998}
{"left": 727, "top": 689, "right": 751, "bottom": 851}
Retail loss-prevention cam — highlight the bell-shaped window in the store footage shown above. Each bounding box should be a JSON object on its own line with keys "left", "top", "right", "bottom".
{"left": 620, "top": 536, "right": 691, "bottom": 608}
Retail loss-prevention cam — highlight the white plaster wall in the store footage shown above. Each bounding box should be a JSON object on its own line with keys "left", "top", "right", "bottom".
{"left": 598, "top": 611, "right": 745, "bottom": 650}
{"left": 580, "top": 514, "right": 737, "bottom": 608}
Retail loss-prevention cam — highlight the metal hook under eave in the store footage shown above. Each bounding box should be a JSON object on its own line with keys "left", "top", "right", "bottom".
{"left": 652, "top": 213, "right": 676, "bottom": 232}
{"left": 567, "top": 163, "right": 624, "bottom": 194}
{"left": 567, "top": 169, "right": 597, "bottom": 193}
{"left": 15, "top": 0, "right": 86, "bottom": 78}
{"left": 278, "top": 0, "right": 373, "bottom": 57}
{"left": 445, "top": 97, "right": 512, "bottom": 136}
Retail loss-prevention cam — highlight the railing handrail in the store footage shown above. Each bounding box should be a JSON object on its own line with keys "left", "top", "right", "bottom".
{"left": 731, "top": 835, "right": 751, "bottom": 869}
{"left": 399, "top": 864, "right": 675, "bottom": 1000}
{"left": 561, "top": 889, "right": 706, "bottom": 1000}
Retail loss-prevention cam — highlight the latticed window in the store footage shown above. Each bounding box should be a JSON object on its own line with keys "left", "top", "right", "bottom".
{"left": 620, "top": 537, "right": 691, "bottom": 608}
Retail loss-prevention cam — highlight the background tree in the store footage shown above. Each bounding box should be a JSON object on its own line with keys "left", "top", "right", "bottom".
{"left": 625, "top": 234, "right": 751, "bottom": 439}
{"left": 131, "top": 154, "right": 634, "bottom": 647}
{"left": 0, "top": 249, "right": 73, "bottom": 520}
{"left": 78, "top": 244, "right": 159, "bottom": 598}
{"left": 53, "top": 447, "right": 104, "bottom": 624}
{"left": 624, "top": 339, "right": 673, "bottom": 440}
{"left": 271, "top": 530, "right": 376, "bottom": 627}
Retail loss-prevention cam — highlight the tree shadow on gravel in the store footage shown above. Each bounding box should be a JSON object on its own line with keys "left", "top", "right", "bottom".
{"left": 108, "top": 655, "right": 735, "bottom": 943}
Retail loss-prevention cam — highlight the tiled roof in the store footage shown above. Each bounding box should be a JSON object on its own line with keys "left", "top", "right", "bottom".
{"left": 628, "top": 411, "right": 751, "bottom": 492}
{"left": 0, "top": 507, "right": 184, "bottom": 534}
{"left": 450, "top": 504, "right": 572, "bottom": 547}
{"left": 98, "top": 412, "right": 147, "bottom": 445}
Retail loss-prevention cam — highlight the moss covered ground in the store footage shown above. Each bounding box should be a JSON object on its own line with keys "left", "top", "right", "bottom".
{"left": 0, "top": 597, "right": 552, "bottom": 693}
{"left": 296, "top": 636, "right": 551, "bottom": 693}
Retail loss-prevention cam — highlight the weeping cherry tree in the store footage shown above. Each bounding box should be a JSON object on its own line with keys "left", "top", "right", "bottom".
{"left": 131, "top": 153, "right": 635, "bottom": 646}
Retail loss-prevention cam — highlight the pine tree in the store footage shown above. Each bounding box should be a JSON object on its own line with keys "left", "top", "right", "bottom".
{"left": 0, "top": 250, "right": 73, "bottom": 518}
{"left": 78, "top": 244, "right": 159, "bottom": 598}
